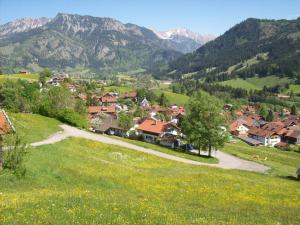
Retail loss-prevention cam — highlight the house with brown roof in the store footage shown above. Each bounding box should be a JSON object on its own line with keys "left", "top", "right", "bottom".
{"left": 248, "top": 122, "right": 285, "bottom": 146}
{"left": 88, "top": 105, "right": 116, "bottom": 116}
{"left": 90, "top": 114, "right": 124, "bottom": 136}
{"left": 99, "top": 93, "right": 117, "bottom": 105}
{"left": 229, "top": 119, "right": 249, "bottom": 136}
{"left": 121, "top": 92, "right": 137, "bottom": 101}
{"left": 137, "top": 118, "right": 181, "bottom": 147}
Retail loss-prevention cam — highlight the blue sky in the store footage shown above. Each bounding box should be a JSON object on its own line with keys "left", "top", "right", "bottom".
{"left": 1, "top": 0, "right": 300, "bottom": 35}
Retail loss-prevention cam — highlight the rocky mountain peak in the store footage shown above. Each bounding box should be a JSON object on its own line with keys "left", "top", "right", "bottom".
{"left": 0, "top": 17, "right": 51, "bottom": 36}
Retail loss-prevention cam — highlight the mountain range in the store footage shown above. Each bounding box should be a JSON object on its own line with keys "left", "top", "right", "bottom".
{"left": 0, "top": 13, "right": 212, "bottom": 76}
{"left": 166, "top": 17, "right": 300, "bottom": 81}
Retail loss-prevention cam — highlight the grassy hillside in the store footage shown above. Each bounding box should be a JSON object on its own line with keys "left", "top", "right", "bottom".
{"left": 0, "top": 73, "right": 39, "bottom": 83}
{"left": 219, "top": 76, "right": 292, "bottom": 91}
{"left": 0, "top": 137, "right": 299, "bottom": 224}
{"left": 155, "top": 91, "right": 190, "bottom": 105}
{"left": 8, "top": 113, "right": 62, "bottom": 143}
{"left": 223, "top": 141, "right": 300, "bottom": 177}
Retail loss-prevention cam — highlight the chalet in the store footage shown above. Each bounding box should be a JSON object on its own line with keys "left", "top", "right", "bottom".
{"left": 121, "top": 92, "right": 137, "bottom": 101}
{"left": 229, "top": 120, "right": 249, "bottom": 136}
{"left": 247, "top": 122, "right": 285, "bottom": 146}
{"left": 137, "top": 118, "right": 181, "bottom": 146}
{"left": 99, "top": 93, "right": 117, "bottom": 105}
{"left": 88, "top": 106, "right": 116, "bottom": 116}
{"left": 0, "top": 110, "right": 15, "bottom": 136}
{"left": 90, "top": 114, "right": 124, "bottom": 136}
{"left": 282, "top": 129, "right": 300, "bottom": 144}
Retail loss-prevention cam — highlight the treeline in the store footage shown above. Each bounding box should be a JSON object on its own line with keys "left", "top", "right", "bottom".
{"left": 171, "top": 80, "right": 298, "bottom": 108}
{"left": 0, "top": 79, "right": 87, "bottom": 128}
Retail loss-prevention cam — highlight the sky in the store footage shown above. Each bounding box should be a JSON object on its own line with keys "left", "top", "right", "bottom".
{"left": 0, "top": 0, "right": 300, "bottom": 35}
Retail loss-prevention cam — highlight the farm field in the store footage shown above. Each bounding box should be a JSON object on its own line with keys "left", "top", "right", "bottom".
{"left": 0, "top": 73, "right": 39, "bottom": 83}
{"left": 0, "top": 137, "right": 299, "bottom": 225}
{"left": 223, "top": 141, "right": 300, "bottom": 177}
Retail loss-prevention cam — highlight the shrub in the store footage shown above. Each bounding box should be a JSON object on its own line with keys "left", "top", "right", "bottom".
{"left": 1, "top": 136, "right": 27, "bottom": 178}
{"left": 58, "top": 109, "right": 87, "bottom": 128}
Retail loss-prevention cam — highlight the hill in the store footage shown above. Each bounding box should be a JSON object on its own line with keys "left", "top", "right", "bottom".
{"left": 1, "top": 137, "right": 299, "bottom": 224}
{"left": 0, "top": 13, "right": 182, "bottom": 77}
{"left": 165, "top": 17, "right": 300, "bottom": 81}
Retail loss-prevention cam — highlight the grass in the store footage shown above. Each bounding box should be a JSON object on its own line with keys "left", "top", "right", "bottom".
{"left": 286, "top": 84, "right": 300, "bottom": 94}
{"left": 0, "top": 73, "right": 39, "bottom": 83}
{"left": 0, "top": 137, "right": 299, "bottom": 224}
{"left": 218, "top": 75, "right": 292, "bottom": 91}
{"left": 223, "top": 141, "right": 300, "bottom": 177}
{"left": 111, "top": 136, "right": 218, "bottom": 164}
{"left": 155, "top": 91, "right": 190, "bottom": 106}
{"left": 8, "top": 113, "right": 62, "bottom": 144}
{"left": 104, "top": 85, "right": 134, "bottom": 93}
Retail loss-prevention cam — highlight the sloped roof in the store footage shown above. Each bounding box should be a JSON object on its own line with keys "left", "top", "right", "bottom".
{"left": 0, "top": 110, "right": 14, "bottom": 135}
{"left": 138, "top": 118, "right": 173, "bottom": 135}
{"left": 88, "top": 105, "right": 116, "bottom": 114}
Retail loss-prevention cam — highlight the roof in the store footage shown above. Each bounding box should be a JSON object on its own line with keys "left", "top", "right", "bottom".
{"left": 88, "top": 106, "right": 116, "bottom": 114}
{"left": 100, "top": 93, "right": 117, "bottom": 103}
{"left": 229, "top": 120, "right": 247, "bottom": 131}
{"left": 262, "top": 121, "right": 285, "bottom": 133}
{"left": 239, "top": 136, "right": 262, "bottom": 146}
{"left": 90, "top": 114, "right": 122, "bottom": 132}
{"left": 0, "top": 110, "right": 14, "bottom": 135}
{"left": 138, "top": 118, "right": 174, "bottom": 135}
{"left": 122, "top": 92, "right": 137, "bottom": 99}
{"left": 248, "top": 127, "right": 276, "bottom": 138}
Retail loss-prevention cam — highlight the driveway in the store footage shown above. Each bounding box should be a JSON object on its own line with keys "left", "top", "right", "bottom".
{"left": 31, "top": 125, "right": 270, "bottom": 173}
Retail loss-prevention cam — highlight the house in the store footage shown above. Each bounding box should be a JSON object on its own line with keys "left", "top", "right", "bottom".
{"left": 0, "top": 110, "right": 15, "bottom": 136}
{"left": 140, "top": 98, "right": 150, "bottom": 108}
{"left": 282, "top": 129, "right": 300, "bottom": 144}
{"left": 90, "top": 114, "right": 124, "bottom": 136}
{"left": 121, "top": 92, "right": 137, "bottom": 101}
{"left": 99, "top": 93, "right": 117, "bottom": 105}
{"left": 137, "top": 118, "right": 181, "bottom": 147}
{"left": 247, "top": 121, "right": 285, "bottom": 147}
{"left": 229, "top": 120, "right": 249, "bottom": 136}
{"left": 19, "top": 70, "right": 29, "bottom": 74}
{"left": 88, "top": 105, "right": 116, "bottom": 116}
{"left": 248, "top": 127, "right": 281, "bottom": 147}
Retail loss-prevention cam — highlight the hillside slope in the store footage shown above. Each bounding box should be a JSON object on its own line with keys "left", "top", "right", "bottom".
{"left": 166, "top": 18, "right": 300, "bottom": 80}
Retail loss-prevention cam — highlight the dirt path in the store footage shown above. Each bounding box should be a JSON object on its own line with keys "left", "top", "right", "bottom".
{"left": 31, "top": 125, "right": 270, "bottom": 173}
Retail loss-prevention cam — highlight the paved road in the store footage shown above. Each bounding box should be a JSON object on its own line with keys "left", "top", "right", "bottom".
{"left": 31, "top": 125, "right": 270, "bottom": 173}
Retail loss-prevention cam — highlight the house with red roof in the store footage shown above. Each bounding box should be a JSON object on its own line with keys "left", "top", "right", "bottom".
{"left": 0, "top": 110, "right": 15, "bottom": 136}
{"left": 88, "top": 105, "right": 116, "bottom": 116}
{"left": 137, "top": 118, "right": 181, "bottom": 147}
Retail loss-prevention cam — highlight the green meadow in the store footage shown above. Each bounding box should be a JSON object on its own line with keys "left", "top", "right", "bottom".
{"left": 0, "top": 137, "right": 299, "bottom": 225}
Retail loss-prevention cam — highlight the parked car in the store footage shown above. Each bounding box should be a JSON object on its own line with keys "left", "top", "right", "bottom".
{"left": 297, "top": 168, "right": 300, "bottom": 179}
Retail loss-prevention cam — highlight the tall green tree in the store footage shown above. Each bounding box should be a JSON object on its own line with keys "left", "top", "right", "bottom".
{"left": 266, "top": 110, "right": 274, "bottom": 122}
{"left": 159, "top": 93, "right": 169, "bottom": 107}
{"left": 39, "top": 69, "right": 52, "bottom": 86}
{"left": 183, "top": 91, "right": 227, "bottom": 157}
{"left": 291, "top": 104, "right": 297, "bottom": 116}
{"left": 118, "top": 112, "right": 134, "bottom": 132}
{"left": 259, "top": 104, "right": 268, "bottom": 119}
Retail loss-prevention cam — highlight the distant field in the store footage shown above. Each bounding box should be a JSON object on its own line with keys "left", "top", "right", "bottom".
{"left": 286, "top": 84, "right": 300, "bottom": 94}
{"left": 218, "top": 76, "right": 292, "bottom": 91}
{"left": 0, "top": 137, "right": 299, "bottom": 224}
{"left": 155, "top": 91, "right": 190, "bottom": 105}
{"left": 0, "top": 73, "right": 39, "bottom": 82}
{"left": 104, "top": 85, "right": 134, "bottom": 93}
{"left": 8, "top": 113, "right": 62, "bottom": 143}
{"left": 223, "top": 141, "right": 300, "bottom": 177}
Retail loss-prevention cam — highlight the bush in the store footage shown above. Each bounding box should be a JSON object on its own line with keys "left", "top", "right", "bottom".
{"left": 58, "top": 109, "right": 87, "bottom": 128}
{"left": 1, "top": 136, "right": 27, "bottom": 178}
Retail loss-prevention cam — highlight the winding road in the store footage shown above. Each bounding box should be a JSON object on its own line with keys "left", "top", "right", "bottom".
{"left": 30, "top": 125, "right": 270, "bottom": 173}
